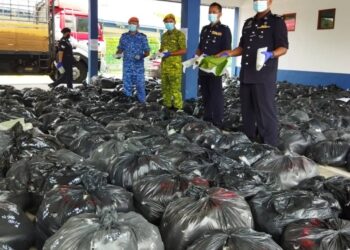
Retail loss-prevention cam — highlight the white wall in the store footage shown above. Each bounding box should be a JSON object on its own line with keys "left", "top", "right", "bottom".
{"left": 237, "top": 0, "right": 350, "bottom": 74}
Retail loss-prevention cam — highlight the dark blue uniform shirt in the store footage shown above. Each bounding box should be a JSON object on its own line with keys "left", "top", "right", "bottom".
{"left": 239, "top": 11, "right": 288, "bottom": 84}
{"left": 198, "top": 22, "right": 232, "bottom": 56}
{"left": 58, "top": 37, "right": 73, "bottom": 64}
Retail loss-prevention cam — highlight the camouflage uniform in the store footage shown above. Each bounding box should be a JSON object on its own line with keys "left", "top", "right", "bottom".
{"left": 118, "top": 31, "right": 150, "bottom": 102}
{"left": 160, "top": 29, "right": 186, "bottom": 109}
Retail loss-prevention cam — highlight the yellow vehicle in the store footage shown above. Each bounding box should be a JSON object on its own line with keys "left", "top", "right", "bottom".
{"left": 0, "top": 0, "right": 94, "bottom": 82}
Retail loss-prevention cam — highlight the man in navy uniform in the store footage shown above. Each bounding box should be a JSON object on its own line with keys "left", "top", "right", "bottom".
{"left": 196, "top": 2, "right": 232, "bottom": 128}
{"left": 218, "top": 0, "right": 288, "bottom": 146}
{"left": 49, "top": 27, "right": 74, "bottom": 89}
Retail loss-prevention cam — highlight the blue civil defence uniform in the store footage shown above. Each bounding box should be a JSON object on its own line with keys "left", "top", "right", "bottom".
{"left": 118, "top": 31, "right": 150, "bottom": 102}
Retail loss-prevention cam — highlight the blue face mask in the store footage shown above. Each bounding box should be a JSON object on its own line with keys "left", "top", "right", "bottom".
{"left": 128, "top": 24, "right": 137, "bottom": 32}
{"left": 253, "top": 0, "right": 268, "bottom": 13}
{"left": 208, "top": 13, "right": 218, "bottom": 24}
{"left": 165, "top": 22, "right": 175, "bottom": 31}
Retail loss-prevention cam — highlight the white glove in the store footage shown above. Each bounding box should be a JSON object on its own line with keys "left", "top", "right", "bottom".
{"left": 182, "top": 55, "right": 198, "bottom": 73}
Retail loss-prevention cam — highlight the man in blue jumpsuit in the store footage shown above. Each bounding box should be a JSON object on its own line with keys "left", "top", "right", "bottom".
{"left": 116, "top": 17, "right": 150, "bottom": 103}
{"left": 218, "top": 0, "right": 288, "bottom": 146}
{"left": 196, "top": 2, "right": 232, "bottom": 128}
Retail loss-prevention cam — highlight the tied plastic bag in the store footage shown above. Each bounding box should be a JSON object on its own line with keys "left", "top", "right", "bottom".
{"left": 43, "top": 209, "right": 164, "bottom": 250}
{"left": 160, "top": 186, "right": 253, "bottom": 250}
{"left": 324, "top": 176, "right": 350, "bottom": 220}
{"left": 182, "top": 55, "right": 228, "bottom": 76}
{"left": 133, "top": 171, "right": 209, "bottom": 224}
{"left": 182, "top": 54, "right": 206, "bottom": 73}
{"left": 282, "top": 218, "right": 350, "bottom": 250}
{"left": 216, "top": 167, "right": 278, "bottom": 198}
{"left": 253, "top": 154, "right": 319, "bottom": 189}
{"left": 256, "top": 47, "right": 267, "bottom": 71}
{"left": 306, "top": 140, "right": 350, "bottom": 167}
{"left": 198, "top": 56, "right": 229, "bottom": 76}
{"left": 0, "top": 201, "right": 35, "bottom": 250}
{"left": 108, "top": 151, "right": 173, "bottom": 191}
{"left": 249, "top": 190, "right": 342, "bottom": 242}
{"left": 36, "top": 171, "right": 134, "bottom": 245}
{"left": 188, "top": 228, "right": 282, "bottom": 250}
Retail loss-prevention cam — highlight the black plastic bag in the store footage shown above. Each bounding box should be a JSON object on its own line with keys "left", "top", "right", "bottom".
{"left": 282, "top": 218, "right": 350, "bottom": 250}
{"left": 180, "top": 120, "right": 217, "bottom": 142}
{"left": 108, "top": 151, "right": 173, "bottom": 190}
{"left": 156, "top": 143, "right": 207, "bottom": 166}
{"left": 43, "top": 210, "right": 164, "bottom": 250}
{"left": 249, "top": 190, "right": 341, "bottom": 242}
{"left": 215, "top": 132, "right": 251, "bottom": 150}
{"left": 278, "top": 129, "right": 313, "bottom": 155}
{"left": 216, "top": 167, "right": 277, "bottom": 198}
{"left": 12, "top": 127, "right": 63, "bottom": 160}
{"left": 36, "top": 180, "right": 134, "bottom": 244}
{"left": 0, "top": 189, "right": 31, "bottom": 211}
{"left": 166, "top": 115, "right": 196, "bottom": 135}
{"left": 0, "top": 201, "right": 35, "bottom": 250}
{"left": 6, "top": 150, "right": 83, "bottom": 196}
{"left": 253, "top": 154, "right": 319, "bottom": 189}
{"left": 324, "top": 176, "right": 350, "bottom": 220}
{"left": 0, "top": 130, "right": 14, "bottom": 176}
{"left": 192, "top": 127, "right": 222, "bottom": 149}
{"left": 160, "top": 186, "right": 253, "bottom": 250}
{"left": 293, "top": 175, "right": 328, "bottom": 193}
{"left": 0, "top": 243, "right": 14, "bottom": 250}
{"left": 133, "top": 171, "right": 209, "bottom": 224}
{"left": 68, "top": 132, "right": 111, "bottom": 158}
{"left": 88, "top": 139, "right": 146, "bottom": 171}
{"left": 188, "top": 228, "right": 282, "bottom": 250}
{"left": 54, "top": 120, "right": 108, "bottom": 146}
{"left": 224, "top": 143, "right": 278, "bottom": 166}
{"left": 306, "top": 140, "right": 350, "bottom": 167}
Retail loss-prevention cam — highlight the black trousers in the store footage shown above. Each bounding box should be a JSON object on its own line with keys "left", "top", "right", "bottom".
{"left": 240, "top": 82, "right": 278, "bottom": 147}
{"left": 53, "top": 60, "right": 73, "bottom": 89}
{"left": 198, "top": 72, "right": 224, "bottom": 127}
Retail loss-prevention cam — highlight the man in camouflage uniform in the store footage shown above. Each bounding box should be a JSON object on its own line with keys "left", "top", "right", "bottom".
{"left": 116, "top": 17, "right": 150, "bottom": 103}
{"left": 160, "top": 13, "right": 187, "bottom": 110}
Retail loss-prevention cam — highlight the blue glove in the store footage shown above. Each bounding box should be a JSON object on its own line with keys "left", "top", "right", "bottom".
{"left": 56, "top": 62, "right": 65, "bottom": 74}
{"left": 220, "top": 52, "right": 230, "bottom": 58}
{"left": 261, "top": 51, "right": 274, "bottom": 62}
{"left": 162, "top": 52, "right": 171, "bottom": 58}
{"left": 134, "top": 54, "right": 143, "bottom": 60}
{"left": 56, "top": 62, "right": 63, "bottom": 68}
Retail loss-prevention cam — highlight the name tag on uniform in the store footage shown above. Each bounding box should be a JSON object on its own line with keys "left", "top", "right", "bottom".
{"left": 211, "top": 31, "right": 222, "bottom": 36}
{"left": 258, "top": 25, "right": 270, "bottom": 29}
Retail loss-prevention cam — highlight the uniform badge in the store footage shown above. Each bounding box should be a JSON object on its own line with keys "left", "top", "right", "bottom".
{"left": 258, "top": 25, "right": 270, "bottom": 29}
{"left": 211, "top": 31, "right": 222, "bottom": 36}
{"left": 245, "top": 20, "right": 252, "bottom": 29}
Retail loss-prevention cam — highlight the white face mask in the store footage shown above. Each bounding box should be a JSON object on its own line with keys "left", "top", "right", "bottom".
{"left": 253, "top": 0, "right": 268, "bottom": 13}
{"left": 208, "top": 13, "right": 218, "bottom": 24}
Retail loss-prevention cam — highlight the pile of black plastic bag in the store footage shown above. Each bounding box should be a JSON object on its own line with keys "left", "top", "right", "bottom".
{"left": 1, "top": 78, "right": 350, "bottom": 249}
